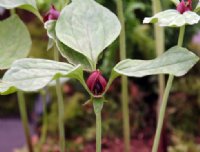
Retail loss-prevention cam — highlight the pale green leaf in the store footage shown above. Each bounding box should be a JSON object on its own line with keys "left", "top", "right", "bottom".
{"left": 0, "top": 0, "right": 41, "bottom": 20}
{"left": 113, "top": 46, "right": 199, "bottom": 77}
{"left": 56, "top": 0, "right": 121, "bottom": 65}
{"left": 143, "top": 10, "right": 200, "bottom": 27}
{"left": 0, "top": 58, "right": 82, "bottom": 94}
{"left": 195, "top": 1, "right": 200, "bottom": 12}
{"left": 44, "top": 20, "right": 93, "bottom": 71}
{"left": 44, "top": 20, "right": 56, "bottom": 40}
{"left": 93, "top": 97, "right": 104, "bottom": 114}
{"left": 44, "top": 20, "right": 56, "bottom": 50}
{"left": 56, "top": 41, "right": 94, "bottom": 71}
{"left": 47, "top": 38, "right": 54, "bottom": 51}
{"left": 0, "top": 15, "right": 31, "bottom": 69}
{"left": 0, "top": 0, "right": 37, "bottom": 8}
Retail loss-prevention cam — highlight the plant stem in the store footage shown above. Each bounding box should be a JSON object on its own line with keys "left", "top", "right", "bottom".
{"left": 152, "top": 0, "right": 165, "bottom": 114}
{"left": 152, "top": 75, "right": 174, "bottom": 152}
{"left": 93, "top": 98, "right": 104, "bottom": 152}
{"left": 10, "top": 9, "right": 16, "bottom": 15}
{"left": 54, "top": 46, "right": 66, "bottom": 152}
{"left": 17, "top": 91, "right": 34, "bottom": 152}
{"left": 178, "top": 26, "right": 185, "bottom": 47}
{"left": 152, "top": 1, "right": 166, "bottom": 150}
{"left": 152, "top": 26, "right": 185, "bottom": 152}
{"left": 96, "top": 112, "right": 102, "bottom": 152}
{"left": 116, "top": 1, "right": 130, "bottom": 152}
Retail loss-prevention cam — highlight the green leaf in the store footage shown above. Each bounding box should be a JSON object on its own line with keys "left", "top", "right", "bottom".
{"left": 56, "top": 41, "right": 94, "bottom": 71}
{"left": 93, "top": 97, "right": 104, "bottom": 114}
{"left": 44, "top": 20, "right": 57, "bottom": 41}
{"left": 113, "top": 46, "right": 199, "bottom": 77}
{"left": 44, "top": 20, "right": 93, "bottom": 71}
{"left": 170, "top": 0, "right": 180, "bottom": 5}
{"left": 143, "top": 10, "right": 200, "bottom": 27}
{"left": 0, "top": 15, "right": 31, "bottom": 69}
{"left": 194, "top": 1, "right": 200, "bottom": 12}
{"left": 0, "top": 58, "right": 82, "bottom": 95}
{"left": 56, "top": 0, "right": 121, "bottom": 65}
{"left": 0, "top": 0, "right": 41, "bottom": 20}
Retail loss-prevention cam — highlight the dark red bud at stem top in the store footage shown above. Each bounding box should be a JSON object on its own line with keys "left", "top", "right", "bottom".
{"left": 43, "top": 5, "right": 60, "bottom": 23}
{"left": 86, "top": 70, "right": 107, "bottom": 96}
{"left": 176, "top": 0, "right": 192, "bottom": 14}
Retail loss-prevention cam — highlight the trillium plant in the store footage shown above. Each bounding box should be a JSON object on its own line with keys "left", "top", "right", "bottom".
{"left": 0, "top": 0, "right": 199, "bottom": 152}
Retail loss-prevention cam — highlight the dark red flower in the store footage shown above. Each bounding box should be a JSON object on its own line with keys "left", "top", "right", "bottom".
{"left": 43, "top": 5, "right": 60, "bottom": 23}
{"left": 176, "top": 0, "right": 192, "bottom": 14}
{"left": 86, "top": 70, "right": 107, "bottom": 96}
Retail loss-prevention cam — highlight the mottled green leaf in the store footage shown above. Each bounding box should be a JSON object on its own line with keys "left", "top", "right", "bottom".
{"left": 0, "top": 15, "right": 31, "bottom": 69}
{"left": 56, "top": 0, "right": 121, "bottom": 65}
{"left": 44, "top": 20, "right": 93, "bottom": 71}
{"left": 0, "top": 58, "right": 82, "bottom": 94}
{"left": 143, "top": 10, "right": 200, "bottom": 27}
{"left": 0, "top": 0, "right": 41, "bottom": 20}
{"left": 113, "top": 46, "right": 199, "bottom": 77}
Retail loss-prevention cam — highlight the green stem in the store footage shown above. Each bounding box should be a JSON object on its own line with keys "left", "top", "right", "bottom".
{"left": 93, "top": 98, "right": 104, "bottom": 152}
{"left": 152, "top": 0, "right": 165, "bottom": 114}
{"left": 152, "top": 26, "right": 185, "bottom": 152}
{"left": 17, "top": 91, "right": 34, "bottom": 152}
{"left": 96, "top": 112, "right": 101, "bottom": 152}
{"left": 178, "top": 25, "right": 185, "bottom": 47}
{"left": 54, "top": 46, "right": 66, "bottom": 152}
{"left": 10, "top": 9, "right": 16, "bottom": 15}
{"left": 116, "top": 1, "right": 130, "bottom": 152}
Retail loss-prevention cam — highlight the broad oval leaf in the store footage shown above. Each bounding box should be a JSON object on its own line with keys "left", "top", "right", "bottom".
{"left": 113, "top": 46, "right": 199, "bottom": 77}
{"left": 0, "top": 15, "right": 31, "bottom": 69}
{"left": 56, "top": 0, "right": 121, "bottom": 65}
{"left": 143, "top": 9, "right": 200, "bottom": 27}
{"left": 44, "top": 20, "right": 93, "bottom": 71}
{"left": 0, "top": 0, "right": 41, "bottom": 20}
{"left": 0, "top": 58, "right": 82, "bottom": 94}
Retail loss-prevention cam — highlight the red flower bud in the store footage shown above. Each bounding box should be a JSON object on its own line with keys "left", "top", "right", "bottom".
{"left": 176, "top": 0, "right": 192, "bottom": 14}
{"left": 43, "top": 5, "right": 60, "bottom": 23}
{"left": 86, "top": 70, "right": 107, "bottom": 96}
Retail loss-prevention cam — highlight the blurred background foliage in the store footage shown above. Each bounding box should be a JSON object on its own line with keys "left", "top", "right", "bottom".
{"left": 0, "top": 0, "right": 200, "bottom": 151}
